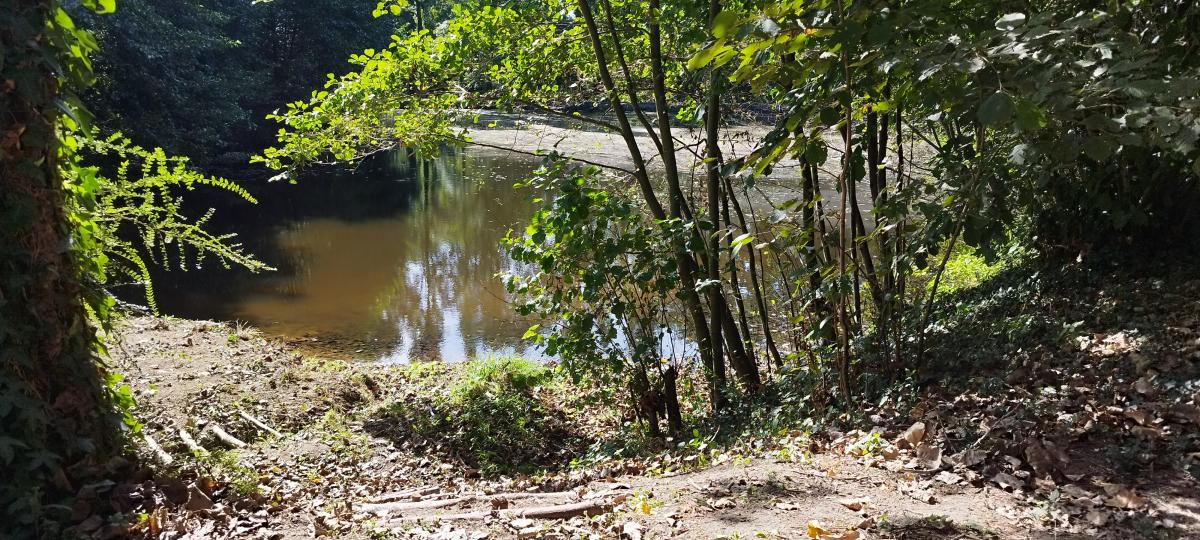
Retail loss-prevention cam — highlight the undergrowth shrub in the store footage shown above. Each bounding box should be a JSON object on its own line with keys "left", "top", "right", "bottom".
{"left": 370, "top": 357, "right": 580, "bottom": 474}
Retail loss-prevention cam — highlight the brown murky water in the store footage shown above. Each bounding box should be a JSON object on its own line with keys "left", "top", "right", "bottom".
{"left": 147, "top": 148, "right": 546, "bottom": 363}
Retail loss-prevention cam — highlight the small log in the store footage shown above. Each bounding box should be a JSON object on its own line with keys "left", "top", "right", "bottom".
{"left": 385, "top": 497, "right": 620, "bottom": 523}
{"left": 359, "top": 496, "right": 477, "bottom": 515}
{"left": 367, "top": 485, "right": 440, "bottom": 504}
{"left": 206, "top": 422, "right": 247, "bottom": 448}
{"left": 510, "top": 498, "right": 619, "bottom": 519}
{"left": 237, "top": 410, "right": 283, "bottom": 438}
{"left": 143, "top": 433, "right": 174, "bottom": 466}
{"left": 179, "top": 428, "right": 207, "bottom": 455}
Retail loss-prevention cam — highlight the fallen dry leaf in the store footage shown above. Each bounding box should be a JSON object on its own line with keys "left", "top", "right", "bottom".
{"left": 1086, "top": 508, "right": 1110, "bottom": 526}
{"left": 820, "top": 530, "right": 865, "bottom": 540}
{"left": 837, "top": 498, "right": 869, "bottom": 512}
{"left": 1124, "top": 408, "right": 1153, "bottom": 426}
{"left": 1104, "top": 487, "right": 1146, "bottom": 509}
{"left": 914, "top": 443, "right": 942, "bottom": 469}
{"left": 934, "top": 470, "right": 963, "bottom": 485}
{"left": 807, "top": 520, "right": 831, "bottom": 538}
{"left": 710, "top": 497, "right": 735, "bottom": 509}
{"left": 1024, "top": 440, "right": 1059, "bottom": 477}
{"left": 992, "top": 472, "right": 1024, "bottom": 491}
{"left": 621, "top": 521, "right": 643, "bottom": 540}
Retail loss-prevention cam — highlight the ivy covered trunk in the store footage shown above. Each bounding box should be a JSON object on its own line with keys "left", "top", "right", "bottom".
{"left": 1, "top": 0, "right": 117, "bottom": 525}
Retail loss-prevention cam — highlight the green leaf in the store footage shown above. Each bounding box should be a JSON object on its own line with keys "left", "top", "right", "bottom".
{"left": 1014, "top": 100, "right": 1047, "bottom": 131}
{"left": 522, "top": 324, "right": 540, "bottom": 340}
{"left": 1082, "top": 137, "right": 1113, "bottom": 161}
{"left": 978, "top": 92, "right": 1015, "bottom": 125}
{"left": 712, "top": 11, "right": 738, "bottom": 39}
{"left": 687, "top": 42, "right": 730, "bottom": 71}
{"left": 731, "top": 233, "right": 754, "bottom": 257}
{"left": 79, "top": 0, "right": 116, "bottom": 14}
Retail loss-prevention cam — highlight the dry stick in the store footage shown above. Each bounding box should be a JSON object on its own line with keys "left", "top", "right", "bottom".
{"left": 385, "top": 498, "right": 619, "bottom": 522}
{"left": 143, "top": 433, "right": 174, "bottom": 466}
{"left": 916, "top": 203, "right": 969, "bottom": 377}
{"left": 362, "top": 490, "right": 604, "bottom": 515}
{"left": 206, "top": 422, "right": 247, "bottom": 448}
{"left": 577, "top": 0, "right": 718, "bottom": 406}
{"left": 597, "top": 0, "right": 664, "bottom": 155}
{"left": 892, "top": 106, "right": 907, "bottom": 372}
{"left": 367, "top": 485, "right": 441, "bottom": 504}
{"left": 237, "top": 410, "right": 283, "bottom": 438}
{"left": 720, "top": 182, "right": 757, "bottom": 367}
{"left": 179, "top": 428, "right": 207, "bottom": 455}
{"left": 361, "top": 496, "right": 480, "bottom": 514}
{"left": 842, "top": 122, "right": 864, "bottom": 333}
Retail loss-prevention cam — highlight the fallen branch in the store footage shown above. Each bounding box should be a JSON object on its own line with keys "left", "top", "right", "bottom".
{"left": 367, "top": 485, "right": 441, "bottom": 504}
{"left": 179, "top": 428, "right": 207, "bottom": 455}
{"left": 386, "top": 497, "right": 621, "bottom": 523}
{"left": 205, "top": 422, "right": 247, "bottom": 448}
{"left": 510, "top": 498, "right": 620, "bottom": 519}
{"left": 143, "top": 433, "right": 174, "bottom": 465}
{"left": 360, "top": 496, "right": 478, "bottom": 515}
{"left": 237, "top": 409, "right": 283, "bottom": 438}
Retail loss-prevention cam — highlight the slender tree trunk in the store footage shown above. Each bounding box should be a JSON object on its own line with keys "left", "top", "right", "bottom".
{"left": 724, "top": 177, "right": 782, "bottom": 368}
{"left": 577, "top": 0, "right": 722, "bottom": 407}
{"left": 1, "top": 0, "right": 116, "bottom": 523}
{"left": 700, "top": 0, "right": 759, "bottom": 393}
{"left": 663, "top": 366, "right": 683, "bottom": 434}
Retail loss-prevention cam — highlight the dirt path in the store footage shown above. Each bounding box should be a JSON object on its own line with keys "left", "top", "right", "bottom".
{"left": 369, "top": 455, "right": 1025, "bottom": 540}
{"left": 98, "top": 312, "right": 1200, "bottom": 540}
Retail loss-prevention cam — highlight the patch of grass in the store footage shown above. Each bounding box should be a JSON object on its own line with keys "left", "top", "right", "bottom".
{"left": 445, "top": 356, "right": 553, "bottom": 471}
{"left": 199, "top": 450, "right": 261, "bottom": 497}
{"left": 450, "top": 355, "right": 550, "bottom": 399}
{"left": 366, "top": 356, "right": 581, "bottom": 475}
{"left": 314, "top": 409, "right": 371, "bottom": 457}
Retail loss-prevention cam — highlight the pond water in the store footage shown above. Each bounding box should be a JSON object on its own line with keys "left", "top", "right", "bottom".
{"left": 147, "top": 148, "right": 547, "bottom": 363}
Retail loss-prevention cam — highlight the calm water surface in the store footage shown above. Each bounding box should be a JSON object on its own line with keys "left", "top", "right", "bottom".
{"left": 149, "top": 149, "right": 545, "bottom": 363}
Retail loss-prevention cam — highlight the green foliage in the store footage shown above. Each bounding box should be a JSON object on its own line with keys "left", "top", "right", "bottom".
{"left": 380, "top": 356, "right": 565, "bottom": 474}
{"left": 1, "top": 0, "right": 123, "bottom": 529}
{"left": 503, "top": 158, "right": 685, "bottom": 385}
{"left": 3, "top": 0, "right": 270, "bottom": 530}
{"left": 717, "top": 0, "right": 1200, "bottom": 252}
{"left": 68, "top": 133, "right": 271, "bottom": 312}
{"left": 453, "top": 356, "right": 551, "bottom": 397}
{"left": 74, "top": 0, "right": 412, "bottom": 168}
{"left": 445, "top": 356, "right": 552, "bottom": 471}
{"left": 258, "top": 0, "right": 1199, "bottom": 435}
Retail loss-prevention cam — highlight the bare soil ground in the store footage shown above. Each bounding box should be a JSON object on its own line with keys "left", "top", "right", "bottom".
{"left": 85, "top": 261, "right": 1200, "bottom": 540}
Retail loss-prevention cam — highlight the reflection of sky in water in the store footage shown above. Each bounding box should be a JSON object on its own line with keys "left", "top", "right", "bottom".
{"left": 146, "top": 148, "right": 548, "bottom": 363}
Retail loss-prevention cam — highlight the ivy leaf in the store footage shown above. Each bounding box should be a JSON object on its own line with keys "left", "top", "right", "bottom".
{"left": 978, "top": 92, "right": 1015, "bottom": 125}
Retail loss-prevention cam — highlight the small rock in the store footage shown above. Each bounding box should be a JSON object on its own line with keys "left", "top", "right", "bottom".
{"left": 899, "top": 422, "right": 926, "bottom": 448}
{"left": 185, "top": 484, "right": 213, "bottom": 511}
{"left": 509, "top": 518, "right": 535, "bottom": 529}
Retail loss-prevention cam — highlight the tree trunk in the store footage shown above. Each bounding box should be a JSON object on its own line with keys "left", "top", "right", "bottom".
{"left": 576, "top": 0, "right": 722, "bottom": 409}
{"left": 1, "top": 0, "right": 116, "bottom": 523}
